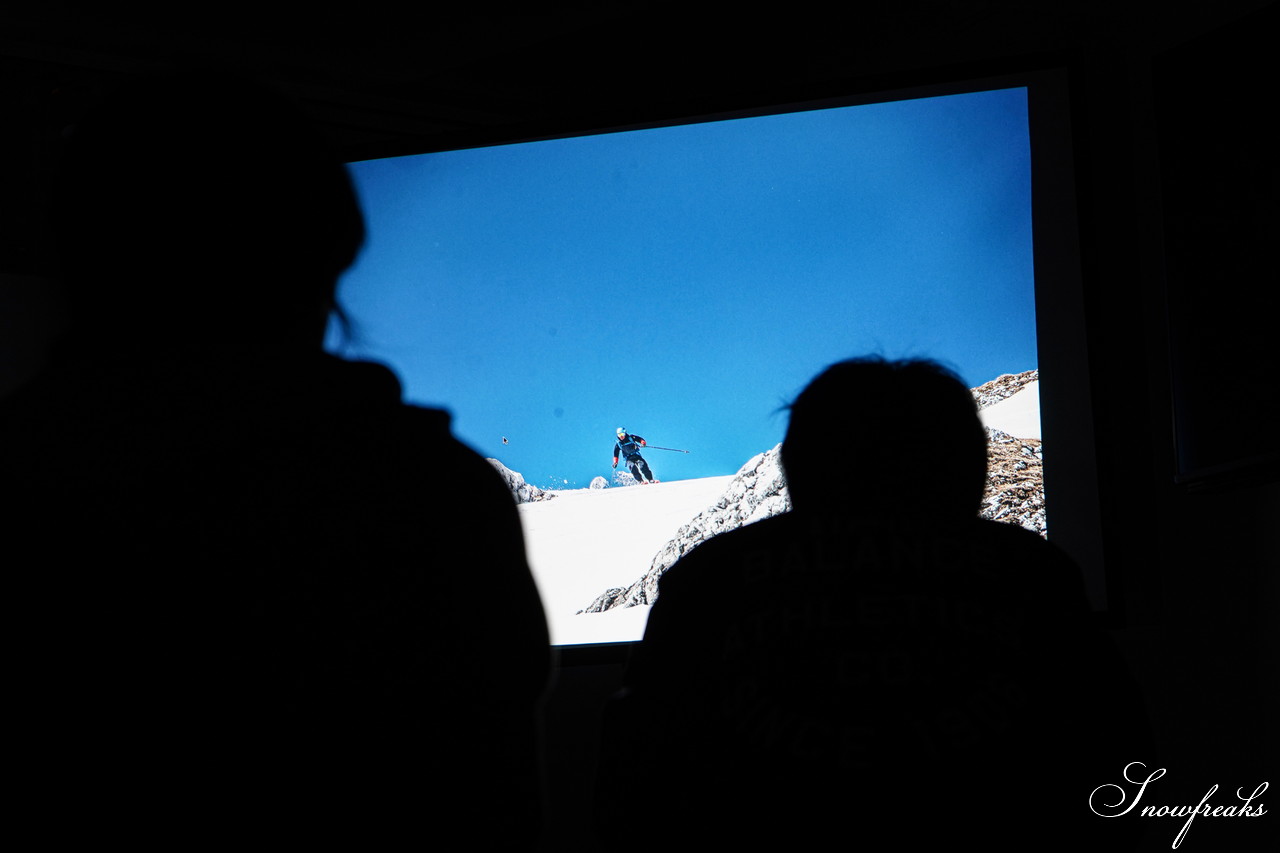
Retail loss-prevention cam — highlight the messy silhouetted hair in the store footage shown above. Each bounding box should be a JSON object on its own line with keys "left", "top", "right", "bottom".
{"left": 781, "top": 356, "right": 988, "bottom": 517}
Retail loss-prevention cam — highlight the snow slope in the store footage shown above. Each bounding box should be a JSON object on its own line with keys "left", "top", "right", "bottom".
{"left": 979, "top": 379, "right": 1040, "bottom": 439}
{"left": 518, "top": 476, "right": 733, "bottom": 645}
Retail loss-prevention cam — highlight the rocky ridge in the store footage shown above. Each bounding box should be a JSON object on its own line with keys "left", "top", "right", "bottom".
{"left": 971, "top": 368, "right": 1038, "bottom": 408}
{"left": 486, "top": 458, "right": 555, "bottom": 504}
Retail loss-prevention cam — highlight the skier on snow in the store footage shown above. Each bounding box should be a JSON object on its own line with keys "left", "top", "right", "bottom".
{"left": 612, "top": 427, "right": 659, "bottom": 484}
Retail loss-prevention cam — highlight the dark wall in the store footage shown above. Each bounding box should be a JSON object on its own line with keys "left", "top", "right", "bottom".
{"left": 1066, "top": 12, "right": 1276, "bottom": 849}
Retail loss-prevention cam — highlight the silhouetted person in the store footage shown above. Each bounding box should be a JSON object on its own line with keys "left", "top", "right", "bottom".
{"left": 3, "top": 70, "right": 549, "bottom": 847}
{"left": 612, "top": 427, "right": 658, "bottom": 484}
{"left": 595, "top": 357, "right": 1149, "bottom": 850}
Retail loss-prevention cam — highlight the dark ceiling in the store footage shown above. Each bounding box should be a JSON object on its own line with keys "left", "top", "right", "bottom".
{"left": 6, "top": 3, "right": 1270, "bottom": 154}
{"left": 1, "top": 1, "right": 1271, "bottom": 274}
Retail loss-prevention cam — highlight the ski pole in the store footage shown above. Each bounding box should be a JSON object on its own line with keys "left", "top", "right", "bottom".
{"left": 642, "top": 445, "right": 690, "bottom": 453}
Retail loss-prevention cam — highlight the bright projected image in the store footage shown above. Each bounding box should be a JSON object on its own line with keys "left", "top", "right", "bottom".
{"left": 326, "top": 86, "right": 1042, "bottom": 645}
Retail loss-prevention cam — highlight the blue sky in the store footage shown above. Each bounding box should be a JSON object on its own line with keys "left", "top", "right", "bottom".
{"left": 326, "top": 86, "right": 1036, "bottom": 489}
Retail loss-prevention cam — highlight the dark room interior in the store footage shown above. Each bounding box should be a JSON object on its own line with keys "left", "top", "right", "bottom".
{"left": 3, "top": 3, "right": 1275, "bottom": 850}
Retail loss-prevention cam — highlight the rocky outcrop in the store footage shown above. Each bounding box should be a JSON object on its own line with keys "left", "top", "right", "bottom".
{"left": 971, "top": 369, "right": 1038, "bottom": 408}
{"left": 486, "top": 459, "right": 555, "bottom": 504}
{"left": 577, "top": 445, "right": 790, "bottom": 613}
{"left": 981, "top": 427, "right": 1045, "bottom": 535}
{"left": 971, "top": 370, "right": 1045, "bottom": 534}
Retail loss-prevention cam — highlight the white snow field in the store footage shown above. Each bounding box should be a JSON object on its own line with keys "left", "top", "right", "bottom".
{"left": 979, "top": 380, "right": 1041, "bottom": 439}
{"left": 518, "top": 475, "right": 733, "bottom": 646}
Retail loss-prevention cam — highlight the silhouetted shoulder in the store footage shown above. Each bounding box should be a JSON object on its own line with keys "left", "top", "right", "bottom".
{"left": 3, "top": 349, "right": 548, "bottom": 844}
{"left": 645, "top": 513, "right": 1086, "bottom": 638}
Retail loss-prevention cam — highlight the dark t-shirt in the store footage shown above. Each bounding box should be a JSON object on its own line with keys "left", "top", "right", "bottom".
{"left": 598, "top": 510, "right": 1148, "bottom": 850}
{"left": 4, "top": 348, "right": 549, "bottom": 845}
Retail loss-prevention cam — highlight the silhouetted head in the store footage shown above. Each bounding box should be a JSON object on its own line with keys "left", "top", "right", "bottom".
{"left": 53, "top": 68, "right": 365, "bottom": 351}
{"left": 781, "top": 356, "right": 987, "bottom": 518}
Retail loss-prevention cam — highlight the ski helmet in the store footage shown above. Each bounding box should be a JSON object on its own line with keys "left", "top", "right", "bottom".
{"left": 617, "top": 427, "right": 626, "bottom": 437}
